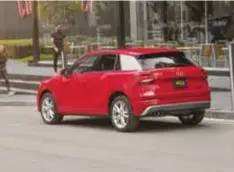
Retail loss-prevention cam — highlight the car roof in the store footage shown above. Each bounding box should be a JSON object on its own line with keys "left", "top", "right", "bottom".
{"left": 88, "top": 47, "right": 182, "bottom": 57}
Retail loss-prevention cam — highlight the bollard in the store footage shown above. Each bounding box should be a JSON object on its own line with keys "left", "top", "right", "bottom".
{"left": 61, "top": 51, "right": 66, "bottom": 69}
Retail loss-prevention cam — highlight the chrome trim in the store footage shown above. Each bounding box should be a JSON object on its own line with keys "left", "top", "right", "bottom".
{"left": 141, "top": 101, "right": 210, "bottom": 116}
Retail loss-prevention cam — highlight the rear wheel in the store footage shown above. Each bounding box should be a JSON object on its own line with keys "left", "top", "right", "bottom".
{"left": 178, "top": 111, "right": 205, "bottom": 125}
{"left": 40, "top": 93, "right": 63, "bottom": 124}
{"left": 110, "top": 95, "right": 139, "bottom": 132}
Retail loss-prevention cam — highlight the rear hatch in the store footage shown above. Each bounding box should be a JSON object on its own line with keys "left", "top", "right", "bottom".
{"left": 137, "top": 51, "right": 210, "bottom": 104}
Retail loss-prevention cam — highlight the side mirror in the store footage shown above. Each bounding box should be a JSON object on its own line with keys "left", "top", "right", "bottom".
{"left": 60, "top": 68, "right": 69, "bottom": 78}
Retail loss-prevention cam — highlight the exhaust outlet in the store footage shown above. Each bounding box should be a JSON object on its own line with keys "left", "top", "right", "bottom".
{"left": 154, "top": 111, "right": 165, "bottom": 117}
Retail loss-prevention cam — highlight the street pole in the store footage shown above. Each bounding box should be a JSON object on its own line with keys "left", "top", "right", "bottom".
{"left": 32, "top": 0, "right": 40, "bottom": 63}
{"left": 143, "top": 1, "right": 148, "bottom": 44}
{"left": 180, "top": 1, "right": 184, "bottom": 41}
{"left": 228, "top": 42, "right": 234, "bottom": 110}
{"left": 117, "top": 1, "right": 126, "bottom": 48}
{"left": 163, "top": 1, "right": 168, "bottom": 42}
{"left": 205, "top": 0, "right": 208, "bottom": 44}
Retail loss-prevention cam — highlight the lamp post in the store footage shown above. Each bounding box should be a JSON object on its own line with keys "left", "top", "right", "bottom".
{"left": 32, "top": 0, "right": 40, "bottom": 63}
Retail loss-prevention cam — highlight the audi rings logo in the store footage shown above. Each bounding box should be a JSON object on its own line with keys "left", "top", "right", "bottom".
{"left": 17, "top": 0, "right": 32, "bottom": 17}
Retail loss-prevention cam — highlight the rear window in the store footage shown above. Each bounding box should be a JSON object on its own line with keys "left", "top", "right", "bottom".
{"left": 137, "top": 52, "right": 194, "bottom": 69}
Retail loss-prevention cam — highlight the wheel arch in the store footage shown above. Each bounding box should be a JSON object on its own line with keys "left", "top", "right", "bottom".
{"left": 38, "top": 89, "right": 53, "bottom": 111}
{"left": 108, "top": 91, "right": 129, "bottom": 113}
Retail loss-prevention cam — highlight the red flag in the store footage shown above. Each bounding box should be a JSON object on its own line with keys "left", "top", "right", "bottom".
{"left": 81, "top": 0, "right": 93, "bottom": 12}
{"left": 17, "top": 0, "right": 32, "bottom": 17}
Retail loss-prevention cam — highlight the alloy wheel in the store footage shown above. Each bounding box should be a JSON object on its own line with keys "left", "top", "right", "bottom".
{"left": 112, "top": 100, "right": 130, "bottom": 129}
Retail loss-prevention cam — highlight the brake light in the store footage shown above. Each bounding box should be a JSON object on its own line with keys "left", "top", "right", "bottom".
{"left": 201, "top": 68, "right": 208, "bottom": 79}
{"left": 139, "top": 78, "right": 155, "bottom": 85}
{"left": 138, "top": 71, "right": 155, "bottom": 85}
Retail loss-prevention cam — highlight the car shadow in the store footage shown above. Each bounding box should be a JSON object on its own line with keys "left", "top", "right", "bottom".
{"left": 61, "top": 116, "right": 209, "bottom": 133}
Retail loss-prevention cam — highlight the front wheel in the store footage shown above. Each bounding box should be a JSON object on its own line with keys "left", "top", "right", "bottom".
{"left": 110, "top": 96, "right": 139, "bottom": 132}
{"left": 178, "top": 111, "right": 205, "bottom": 125}
{"left": 40, "top": 93, "right": 63, "bottom": 124}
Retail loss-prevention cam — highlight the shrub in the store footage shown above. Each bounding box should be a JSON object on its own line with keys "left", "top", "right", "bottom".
{"left": 0, "top": 39, "right": 49, "bottom": 59}
{"left": 0, "top": 39, "right": 33, "bottom": 59}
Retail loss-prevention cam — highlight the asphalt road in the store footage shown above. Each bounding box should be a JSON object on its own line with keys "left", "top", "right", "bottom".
{"left": 1, "top": 107, "right": 234, "bottom": 172}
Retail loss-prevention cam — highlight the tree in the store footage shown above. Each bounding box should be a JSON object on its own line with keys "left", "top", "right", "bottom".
{"left": 185, "top": 1, "right": 213, "bottom": 22}
{"left": 38, "top": 1, "right": 82, "bottom": 26}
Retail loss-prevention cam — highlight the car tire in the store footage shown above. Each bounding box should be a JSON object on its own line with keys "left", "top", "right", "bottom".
{"left": 110, "top": 95, "right": 139, "bottom": 132}
{"left": 40, "top": 92, "right": 63, "bottom": 124}
{"left": 178, "top": 111, "right": 205, "bottom": 125}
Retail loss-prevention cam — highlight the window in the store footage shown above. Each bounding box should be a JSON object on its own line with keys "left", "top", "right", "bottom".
{"left": 137, "top": 52, "right": 194, "bottom": 69}
{"left": 120, "top": 54, "right": 142, "bottom": 71}
{"left": 93, "top": 54, "right": 117, "bottom": 71}
{"left": 71, "top": 55, "right": 98, "bottom": 74}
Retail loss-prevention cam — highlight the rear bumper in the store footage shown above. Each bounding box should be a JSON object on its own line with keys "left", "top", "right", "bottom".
{"left": 140, "top": 101, "right": 210, "bottom": 116}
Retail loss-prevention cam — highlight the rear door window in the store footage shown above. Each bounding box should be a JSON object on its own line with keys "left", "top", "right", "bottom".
{"left": 92, "top": 54, "right": 118, "bottom": 71}
{"left": 137, "top": 52, "right": 195, "bottom": 69}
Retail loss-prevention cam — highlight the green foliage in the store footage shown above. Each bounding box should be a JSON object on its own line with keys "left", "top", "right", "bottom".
{"left": 185, "top": 1, "right": 213, "bottom": 22}
{"left": 0, "top": 39, "right": 32, "bottom": 46}
{"left": 38, "top": 1, "right": 82, "bottom": 26}
{"left": 0, "top": 39, "right": 43, "bottom": 59}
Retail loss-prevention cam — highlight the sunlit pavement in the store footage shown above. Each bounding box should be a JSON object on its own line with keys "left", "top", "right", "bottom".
{"left": 0, "top": 107, "right": 234, "bottom": 172}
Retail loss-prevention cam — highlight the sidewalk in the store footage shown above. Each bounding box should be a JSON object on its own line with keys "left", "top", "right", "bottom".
{"left": 7, "top": 59, "right": 54, "bottom": 76}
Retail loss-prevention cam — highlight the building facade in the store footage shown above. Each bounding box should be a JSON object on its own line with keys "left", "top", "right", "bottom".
{"left": 0, "top": 1, "right": 234, "bottom": 43}
{"left": 0, "top": 1, "right": 33, "bottom": 39}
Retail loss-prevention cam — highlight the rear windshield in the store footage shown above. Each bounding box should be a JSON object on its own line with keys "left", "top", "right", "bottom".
{"left": 137, "top": 52, "right": 194, "bottom": 69}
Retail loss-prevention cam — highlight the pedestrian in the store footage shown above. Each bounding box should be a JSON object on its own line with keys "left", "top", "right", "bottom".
{"left": 50, "top": 25, "right": 66, "bottom": 73}
{"left": 0, "top": 44, "right": 14, "bottom": 95}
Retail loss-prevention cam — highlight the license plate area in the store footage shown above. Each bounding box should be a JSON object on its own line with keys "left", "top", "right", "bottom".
{"left": 173, "top": 78, "right": 187, "bottom": 89}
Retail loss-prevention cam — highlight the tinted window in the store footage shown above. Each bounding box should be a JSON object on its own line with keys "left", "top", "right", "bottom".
{"left": 137, "top": 52, "right": 194, "bottom": 69}
{"left": 93, "top": 54, "right": 117, "bottom": 71}
{"left": 71, "top": 55, "right": 98, "bottom": 74}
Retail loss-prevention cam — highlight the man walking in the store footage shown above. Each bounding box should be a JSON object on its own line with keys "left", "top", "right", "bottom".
{"left": 0, "top": 45, "right": 13, "bottom": 95}
{"left": 50, "top": 25, "right": 66, "bottom": 73}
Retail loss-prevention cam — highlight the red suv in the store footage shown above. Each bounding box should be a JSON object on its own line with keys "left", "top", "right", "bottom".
{"left": 37, "top": 48, "right": 210, "bottom": 132}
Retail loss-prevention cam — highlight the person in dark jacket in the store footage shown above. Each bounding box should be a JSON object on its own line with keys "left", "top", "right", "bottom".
{"left": 0, "top": 45, "right": 13, "bottom": 95}
{"left": 50, "top": 25, "right": 66, "bottom": 72}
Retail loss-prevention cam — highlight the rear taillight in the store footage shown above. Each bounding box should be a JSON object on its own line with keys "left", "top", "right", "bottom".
{"left": 138, "top": 71, "right": 156, "bottom": 85}
{"left": 139, "top": 78, "right": 155, "bottom": 85}
{"left": 201, "top": 68, "right": 208, "bottom": 79}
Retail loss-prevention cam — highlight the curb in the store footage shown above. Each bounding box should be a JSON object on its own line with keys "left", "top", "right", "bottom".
{"left": 0, "top": 100, "right": 36, "bottom": 106}
{"left": 210, "top": 87, "right": 230, "bottom": 92}
{"left": 205, "top": 110, "right": 234, "bottom": 120}
{"left": 28, "top": 62, "right": 72, "bottom": 68}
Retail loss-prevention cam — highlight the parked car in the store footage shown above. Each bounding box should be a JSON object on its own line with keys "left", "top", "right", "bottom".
{"left": 37, "top": 47, "right": 211, "bottom": 132}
